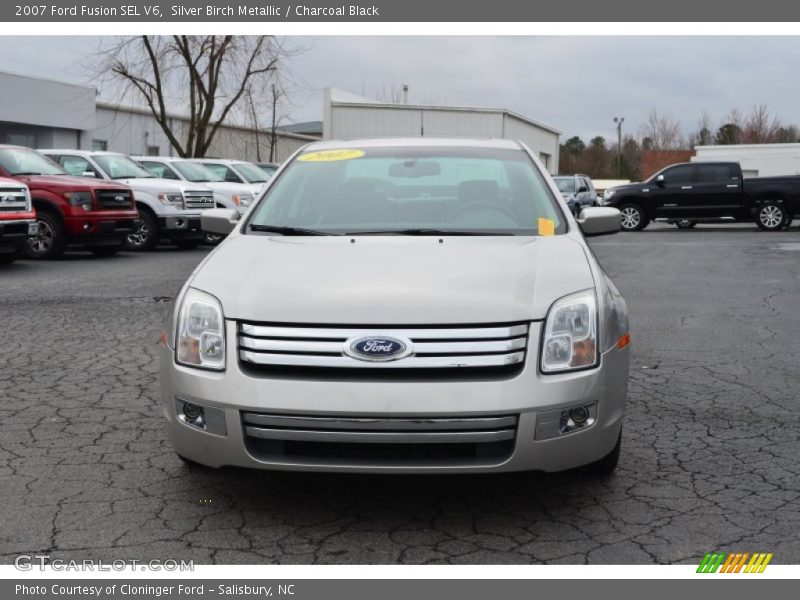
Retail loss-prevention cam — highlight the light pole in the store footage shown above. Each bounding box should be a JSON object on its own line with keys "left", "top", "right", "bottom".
{"left": 613, "top": 117, "right": 624, "bottom": 178}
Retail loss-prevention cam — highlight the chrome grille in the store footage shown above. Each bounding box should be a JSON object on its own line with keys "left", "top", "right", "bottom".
{"left": 183, "top": 190, "right": 215, "bottom": 210}
{"left": 0, "top": 188, "right": 29, "bottom": 212}
{"left": 238, "top": 322, "right": 529, "bottom": 369}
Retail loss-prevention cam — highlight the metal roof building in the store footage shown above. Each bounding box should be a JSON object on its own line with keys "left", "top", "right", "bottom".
{"left": 322, "top": 88, "right": 561, "bottom": 173}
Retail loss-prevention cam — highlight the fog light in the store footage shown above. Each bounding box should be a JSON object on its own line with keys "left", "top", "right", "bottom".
{"left": 175, "top": 397, "right": 227, "bottom": 436}
{"left": 535, "top": 401, "right": 598, "bottom": 440}
{"left": 183, "top": 402, "right": 203, "bottom": 420}
{"left": 83, "top": 222, "right": 91, "bottom": 230}
{"left": 569, "top": 406, "right": 589, "bottom": 424}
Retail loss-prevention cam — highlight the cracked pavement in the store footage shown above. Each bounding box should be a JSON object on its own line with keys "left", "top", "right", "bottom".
{"left": 1, "top": 223, "right": 799, "bottom": 565}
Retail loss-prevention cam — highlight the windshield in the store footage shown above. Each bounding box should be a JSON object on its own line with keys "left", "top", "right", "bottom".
{"left": 553, "top": 178, "right": 576, "bottom": 193}
{"left": 172, "top": 161, "right": 224, "bottom": 183}
{"left": 0, "top": 148, "right": 66, "bottom": 176}
{"left": 93, "top": 155, "right": 154, "bottom": 179}
{"left": 258, "top": 164, "right": 278, "bottom": 177}
{"left": 247, "top": 146, "right": 566, "bottom": 236}
{"left": 233, "top": 162, "right": 269, "bottom": 183}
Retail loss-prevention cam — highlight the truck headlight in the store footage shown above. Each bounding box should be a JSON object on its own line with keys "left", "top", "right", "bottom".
{"left": 541, "top": 289, "right": 598, "bottom": 373}
{"left": 232, "top": 194, "right": 254, "bottom": 207}
{"left": 176, "top": 288, "right": 225, "bottom": 371}
{"left": 64, "top": 191, "right": 93, "bottom": 211}
{"left": 158, "top": 192, "right": 184, "bottom": 207}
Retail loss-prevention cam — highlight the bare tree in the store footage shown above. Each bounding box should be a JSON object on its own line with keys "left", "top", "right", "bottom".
{"left": 742, "top": 104, "right": 781, "bottom": 144}
{"left": 93, "top": 36, "right": 299, "bottom": 158}
{"left": 639, "top": 110, "right": 684, "bottom": 151}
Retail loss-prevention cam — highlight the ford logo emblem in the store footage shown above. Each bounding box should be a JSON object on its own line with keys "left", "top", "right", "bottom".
{"left": 344, "top": 335, "right": 412, "bottom": 362}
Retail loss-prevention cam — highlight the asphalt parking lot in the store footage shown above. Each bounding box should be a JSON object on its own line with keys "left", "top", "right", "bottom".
{"left": 2, "top": 222, "right": 800, "bottom": 565}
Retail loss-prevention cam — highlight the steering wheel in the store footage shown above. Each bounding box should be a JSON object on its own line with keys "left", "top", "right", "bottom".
{"left": 449, "top": 201, "right": 519, "bottom": 224}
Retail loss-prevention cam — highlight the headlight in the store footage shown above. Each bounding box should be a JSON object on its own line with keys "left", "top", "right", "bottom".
{"left": 176, "top": 288, "right": 226, "bottom": 371}
{"left": 541, "top": 289, "right": 598, "bottom": 373}
{"left": 158, "top": 192, "right": 184, "bottom": 206}
{"left": 64, "top": 191, "right": 93, "bottom": 211}
{"left": 231, "top": 194, "right": 254, "bottom": 207}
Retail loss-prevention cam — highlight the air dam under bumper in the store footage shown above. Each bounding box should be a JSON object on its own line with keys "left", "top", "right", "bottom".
{"left": 160, "top": 321, "right": 629, "bottom": 473}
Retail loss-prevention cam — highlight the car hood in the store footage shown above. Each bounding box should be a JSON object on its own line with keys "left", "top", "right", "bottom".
{"left": 190, "top": 234, "right": 596, "bottom": 324}
{"left": 114, "top": 177, "right": 211, "bottom": 193}
{"left": 20, "top": 174, "right": 130, "bottom": 190}
{"left": 204, "top": 181, "right": 256, "bottom": 196}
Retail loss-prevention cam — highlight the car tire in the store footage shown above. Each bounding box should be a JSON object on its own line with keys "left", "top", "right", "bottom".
{"left": 203, "top": 232, "right": 225, "bottom": 246}
{"left": 125, "top": 209, "right": 160, "bottom": 251}
{"left": 619, "top": 204, "right": 649, "bottom": 231}
{"left": 583, "top": 430, "right": 622, "bottom": 477}
{"left": 755, "top": 201, "right": 789, "bottom": 231}
{"left": 675, "top": 219, "right": 697, "bottom": 229}
{"left": 177, "top": 453, "right": 210, "bottom": 470}
{"left": 173, "top": 238, "right": 202, "bottom": 250}
{"left": 24, "top": 210, "right": 66, "bottom": 260}
{"left": 87, "top": 245, "right": 121, "bottom": 257}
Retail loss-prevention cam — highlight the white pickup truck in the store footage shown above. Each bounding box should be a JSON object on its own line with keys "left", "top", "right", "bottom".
{"left": 40, "top": 150, "right": 215, "bottom": 250}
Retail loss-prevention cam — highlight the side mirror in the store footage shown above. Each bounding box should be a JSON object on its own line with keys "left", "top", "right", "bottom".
{"left": 656, "top": 174, "right": 665, "bottom": 187}
{"left": 202, "top": 208, "right": 240, "bottom": 235}
{"left": 577, "top": 207, "right": 621, "bottom": 236}
{"left": 577, "top": 185, "right": 589, "bottom": 193}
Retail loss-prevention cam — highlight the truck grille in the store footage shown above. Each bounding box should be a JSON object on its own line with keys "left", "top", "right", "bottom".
{"left": 96, "top": 189, "right": 133, "bottom": 210}
{"left": 0, "top": 188, "right": 29, "bottom": 212}
{"left": 242, "top": 412, "right": 518, "bottom": 467}
{"left": 238, "top": 322, "right": 529, "bottom": 373}
{"left": 183, "top": 190, "right": 214, "bottom": 210}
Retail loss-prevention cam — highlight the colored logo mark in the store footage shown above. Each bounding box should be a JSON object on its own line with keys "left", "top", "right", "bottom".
{"left": 697, "top": 552, "right": 773, "bottom": 573}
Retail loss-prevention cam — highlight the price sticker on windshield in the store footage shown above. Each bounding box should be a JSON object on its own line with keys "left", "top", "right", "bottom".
{"left": 298, "top": 149, "right": 365, "bottom": 162}
{"left": 538, "top": 218, "right": 555, "bottom": 236}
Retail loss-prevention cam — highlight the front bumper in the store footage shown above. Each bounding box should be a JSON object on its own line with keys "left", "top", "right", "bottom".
{"left": 160, "top": 321, "right": 630, "bottom": 473}
{"left": 0, "top": 218, "right": 37, "bottom": 251}
{"left": 158, "top": 215, "right": 204, "bottom": 238}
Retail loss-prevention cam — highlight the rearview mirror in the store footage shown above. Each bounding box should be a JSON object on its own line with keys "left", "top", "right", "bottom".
{"left": 577, "top": 207, "right": 621, "bottom": 236}
{"left": 82, "top": 171, "right": 97, "bottom": 178}
{"left": 388, "top": 160, "right": 441, "bottom": 178}
{"left": 202, "top": 208, "right": 240, "bottom": 235}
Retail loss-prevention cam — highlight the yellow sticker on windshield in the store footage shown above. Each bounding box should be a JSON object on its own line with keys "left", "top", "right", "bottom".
{"left": 298, "top": 149, "right": 365, "bottom": 162}
{"left": 538, "top": 217, "right": 555, "bottom": 236}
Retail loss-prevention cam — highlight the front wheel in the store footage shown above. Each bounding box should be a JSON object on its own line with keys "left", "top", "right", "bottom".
{"left": 619, "top": 204, "right": 649, "bottom": 231}
{"left": 125, "top": 210, "right": 160, "bottom": 251}
{"left": 675, "top": 219, "right": 697, "bottom": 229}
{"left": 202, "top": 232, "right": 224, "bottom": 246}
{"left": 582, "top": 430, "right": 622, "bottom": 477}
{"left": 0, "top": 251, "right": 19, "bottom": 265}
{"left": 24, "top": 210, "right": 66, "bottom": 259}
{"left": 755, "top": 202, "right": 789, "bottom": 231}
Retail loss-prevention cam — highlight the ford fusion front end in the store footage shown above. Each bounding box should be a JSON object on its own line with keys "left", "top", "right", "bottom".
{"left": 160, "top": 139, "right": 629, "bottom": 474}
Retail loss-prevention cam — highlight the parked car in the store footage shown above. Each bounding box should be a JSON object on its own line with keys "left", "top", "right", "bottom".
{"left": 133, "top": 156, "right": 257, "bottom": 213}
{"left": 134, "top": 156, "right": 258, "bottom": 245}
{"left": 255, "top": 162, "right": 280, "bottom": 178}
{"left": 188, "top": 158, "right": 268, "bottom": 197}
{"left": 603, "top": 161, "right": 800, "bottom": 231}
{"left": 0, "top": 145, "right": 139, "bottom": 259}
{"left": 160, "top": 138, "right": 630, "bottom": 475}
{"left": 552, "top": 174, "right": 598, "bottom": 215}
{"left": 40, "top": 150, "right": 214, "bottom": 250}
{"left": 0, "top": 178, "right": 37, "bottom": 264}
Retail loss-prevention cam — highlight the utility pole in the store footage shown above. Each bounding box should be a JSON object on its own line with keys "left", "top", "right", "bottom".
{"left": 613, "top": 117, "right": 624, "bottom": 178}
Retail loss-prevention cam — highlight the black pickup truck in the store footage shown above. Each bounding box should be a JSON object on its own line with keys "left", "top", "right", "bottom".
{"left": 602, "top": 161, "right": 800, "bottom": 231}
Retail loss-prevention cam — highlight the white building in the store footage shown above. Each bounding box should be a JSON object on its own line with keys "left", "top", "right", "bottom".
{"left": 693, "top": 143, "right": 800, "bottom": 178}
{"left": 323, "top": 88, "right": 561, "bottom": 173}
{"left": 0, "top": 70, "right": 315, "bottom": 162}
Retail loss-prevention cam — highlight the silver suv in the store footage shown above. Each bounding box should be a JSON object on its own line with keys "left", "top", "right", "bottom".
{"left": 160, "top": 139, "right": 630, "bottom": 475}
{"left": 553, "top": 174, "right": 598, "bottom": 215}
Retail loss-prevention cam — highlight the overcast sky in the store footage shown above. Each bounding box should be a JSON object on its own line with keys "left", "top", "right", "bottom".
{"left": 2, "top": 36, "right": 800, "bottom": 142}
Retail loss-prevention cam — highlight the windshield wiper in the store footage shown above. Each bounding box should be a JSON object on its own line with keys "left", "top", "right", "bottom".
{"left": 12, "top": 171, "right": 46, "bottom": 176}
{"left": 249, "top": 224, "right": 337, "bottom": 236}
{"left": 346, "top": 228, "right": 512, "bottom": 236}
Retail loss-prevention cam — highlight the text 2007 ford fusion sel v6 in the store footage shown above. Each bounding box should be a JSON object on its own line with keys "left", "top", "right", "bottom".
{"left": 160, "top": 138, "right": 630, "bottom": 474}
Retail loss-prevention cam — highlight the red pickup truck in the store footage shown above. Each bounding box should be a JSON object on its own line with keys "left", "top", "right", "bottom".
{"left": 0, "top": 145, "right": 139, "bottom": 258}
{"left": 0, "top": 178, "right": 37, "bottom": 265}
